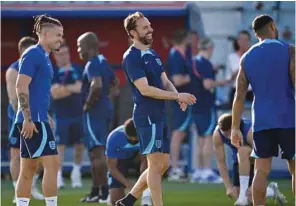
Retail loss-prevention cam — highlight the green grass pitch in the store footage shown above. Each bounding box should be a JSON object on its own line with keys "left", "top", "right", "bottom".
{"left": 1, "top": 179, "right": 294, "bottom": 206}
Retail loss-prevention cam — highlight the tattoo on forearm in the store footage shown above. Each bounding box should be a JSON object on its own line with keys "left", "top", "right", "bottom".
{"left": 18, "top": 93, "right": 31, "bottom": 119}
{"left": 235, "top": 67, "right": 249, "bottom": 99}
{"left": 289, "top": 45, "right": 295, "bottom": 87}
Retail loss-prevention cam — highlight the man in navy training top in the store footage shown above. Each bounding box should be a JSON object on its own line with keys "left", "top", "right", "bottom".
{"left": 14, "top": 14, "right": 63, "bottom": 206}
{"left": 191, "top": 38, "right": 233, "bottom": 183}
{"left": 78, "top": 32, "right": 118, "bottom": 203}
{"left": 231, "top": 14, "right": 295, "bottom": 206}
{"left": 6, "top": 36, "right": 44, "bottom": 203}
{"left": 166, "top": 29, "right": 194, "bottom": 181}
{"left": 51, "top": 42, "right": 84, "bottom": 189}
{"left": 118, "top": 12, "right": 196, "bottom": 206}
{"left": 106, "top": 118, "right": 151, "bottom": 206}
{"left": 213, "top": 113, "right": 286, "bottom": 206}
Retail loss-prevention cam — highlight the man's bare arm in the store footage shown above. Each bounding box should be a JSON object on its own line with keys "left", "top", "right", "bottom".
{"left": 51, "top": 84, "right": 72, "bottom": 99}
{"left": 84, "top": 77, "right": 102, "bottom": 108}
{"left": 134, "top": 77, "right": 178, "bottom": 100}
{"left": 66, "top": 80, "right": 82, "bottom": 93}
{"left": 232, "top": 58, "right": 249, "bottom": 130}
{"left": 289, "top": 45, "right": 295, "bottom": 88}
{"left": 16, "top": 74, "right": 32, "bottom": 120}
{"left": 171, "top": 74, "right": 191, "bottom": 87}
{"left": 107, "top": 157, "right": 131, "bottom": 188}
{"left": 213, "top": 130, "right": 232, "bottom": 189}
{"left": 6, "top": 68, "right": 18, "bottom": 112}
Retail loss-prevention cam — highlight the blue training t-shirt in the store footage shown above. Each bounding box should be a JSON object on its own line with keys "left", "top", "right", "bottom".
{"left": 15, "top": 44, "right": 53, "bottom": 123}
{"left": 218, "top": 119, "right": 251, "bottom": 163}
{"left": 52, "top": 64, "right": 83, "bottom": 120}
{"left": 105, "top": 125, "right": 140, "bottom": 159}
{"left": 123, "top": 46, "right": 165, "bottom": 127}
{"left": 7, "top": 60, "right": 19, "bottom": 120}
{"left": 243, "top": 39, "right": 295, "bottom": 132}
{"left": 166, "top": 47, "right": 193, "bottom": 93}
{"left": 81, "top": 54, "right": 115, "bottom": 118}
{"left": 192, "top": 55, "right": 216, "bottom": 113}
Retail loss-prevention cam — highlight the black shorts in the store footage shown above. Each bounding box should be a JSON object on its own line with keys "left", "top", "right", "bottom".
{"left": 251, "top": 128, "right": 295, "bottom": 160}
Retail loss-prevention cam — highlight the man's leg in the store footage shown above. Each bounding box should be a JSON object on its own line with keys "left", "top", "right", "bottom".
{"left": 252, "top": 157, "right": 272, "bottom": 205}
{"left": 71, "top": 143, "right": 84, "bottom": 188}
{"left": 287, "top": 160, "right": 295, "bottom": 195}
{"left": 57, "top": 144, "right": 65, "bottom": 189}
{"left": 16, "top": 158, "right": 38, "bottom": 206}
{"left": 10, "top": 148, "right": 20, "bottom": 193}
{"left": 39, "top": 155, "right": 60, "bottom": 206}
{"left": 169, "top": 130, "right": 186, "bottom": 176}
{"left": 235, "top": 146, "right": 252, "bottom": 204}
{"left": 31, "top": 162, "right": 45, "bottom": 200}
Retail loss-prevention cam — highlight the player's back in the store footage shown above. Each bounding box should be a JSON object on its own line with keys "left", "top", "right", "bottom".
{"left": 52, "top": 65, "right": 83, "bottom": 120}
{"left": 16, "top": 44, "right": 53, "bottom": 123}
{"left": 105, "top": 125, "right": 139, "bottom": 160}
{"left": 243, "top": 39, "right": 295, "bottom": 131}
{"left": 123, "top": 46, "right": 165, "bottom": 125}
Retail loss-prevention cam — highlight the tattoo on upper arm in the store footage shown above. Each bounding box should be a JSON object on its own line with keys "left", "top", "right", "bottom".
{"left": 289, "top": 45, "right": 295, "bottom": 87}
{"left": 235, "top": 63, "right": 249, "bottom": 98}
{"left": 18, "top": 93, "right": 31, "bottom": 119}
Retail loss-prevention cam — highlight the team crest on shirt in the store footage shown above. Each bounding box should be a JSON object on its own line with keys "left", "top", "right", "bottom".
{"left": 155, "top": 58, "right": 162, "bottom": 66}
{"left": 155, "top": 140, "right": 162, "bottom": 148}
{"left": 10, "top": 137, "right": 17, "bottom": 145}
{"left": 49, "top": 141, "right": 56, "bottom": 150}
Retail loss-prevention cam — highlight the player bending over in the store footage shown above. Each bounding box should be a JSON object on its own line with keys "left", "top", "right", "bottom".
{"left": 214, "top": 113, "right": 286, "bottom": 206}
{"left": 106, "top": 118, "right": 152, "bottom": 206}
{"left": 14, "top": 14, "right": 63, "bottom": 206}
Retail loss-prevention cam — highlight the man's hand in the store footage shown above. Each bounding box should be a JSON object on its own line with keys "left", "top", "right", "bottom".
{"left": 178, "top": 102, "right": 187, "bottom": 112}
{"left": 230, "top": 129, "right": 243, "bottom": 148}
{"left": 226, "top": 186, "right": 237, "bottom": 199}
{"left": 126, "top": 183, "right": 133, "bottom": 190}
{"left": 21, "top": 119, "right": 38, "bottom": 139}
{"left": 177, "top": 93, "right": 196, "bottom": 105}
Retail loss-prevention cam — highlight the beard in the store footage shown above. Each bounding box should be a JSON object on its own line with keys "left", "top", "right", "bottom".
{"left": 138, "top": 32, "right": 153, "bottom": 45}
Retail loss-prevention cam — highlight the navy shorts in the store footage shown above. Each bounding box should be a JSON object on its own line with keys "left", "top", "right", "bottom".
{"left": 16, "top": 122, "right": 58, "bottom": 159}
{"left": 83, "top": 113, "right": 111, "bottom": 150}
{"left": 192, "top": 108, "right": 217, "bottom": 137}
{"left": 171, "top": 102, "right": 192, "bottom": 132}
{"left": 8, "top": 118, "right": 20, "bottom": 149}
{"left": 55, "top": 117, "right": 84, "bottom": 145}
{"left": 137, "top": 121, "right": 170, "bottom": 155}
{"left": 251, "top": 128, "right": 295, "bottom": 160}
{"left": 108, "top": 158, "right": 134, "bottom": 189}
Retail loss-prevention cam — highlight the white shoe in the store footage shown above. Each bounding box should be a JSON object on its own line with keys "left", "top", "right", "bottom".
{"left": 12, "top": 196, "right": 16, "bottom": 204}
{"left": 168, "top": 168, "right": 186, "bottom": 182}
{"left": 234, "top": 198, "right": 249, "bottom": 206}
{"left": 57, "top": 174, "right": 65, "bottom": 189}
{"left": 31, "top": 186, "right": 45, "bottom": 200}
{"left": 99, "top": 197, "right": 108, "bottom": 203}
{"left": 71, "top": 169, "right": 83, "bottom": 188}
{"left": 141, "top": 195, "right": 152, "bottom": 206}
{"left": 268, "top": 182, "right": 287, "bottom": 205}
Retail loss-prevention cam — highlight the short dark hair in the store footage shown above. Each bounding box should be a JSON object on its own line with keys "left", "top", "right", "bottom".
{"left": 172, "top": 29, "right": 188, "bottom": 45}
{"left": 252, "top": 14, "right": 274, "bottom": 34}
{"left": 218, "top": 113, "right": 244, "bottom": 131}
{"left": 18, "top": 37, "right": 37, "bottom": 53}
{"left": 124, "top": 118, "right": 137, "bottom": 137}
{"left": 124, "top": 11, "right": 145, "bottom": 39}
{"left": 238, "top": 30, "right": 251, "bottom": 39}
{"left": 33, "top": 14, "right": 62, "bottom": 35}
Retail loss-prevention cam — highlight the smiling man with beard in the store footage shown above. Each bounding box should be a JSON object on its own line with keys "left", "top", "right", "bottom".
{"left": 117, "top": 12, "right": 196, "bottom": 206}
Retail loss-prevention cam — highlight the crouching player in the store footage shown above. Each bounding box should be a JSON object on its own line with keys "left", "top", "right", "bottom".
{"left": 106, "top": 118, "right": 151, "bottom": 206}
{"left": 213, "top": 113, "right": 286, "bottom": 205}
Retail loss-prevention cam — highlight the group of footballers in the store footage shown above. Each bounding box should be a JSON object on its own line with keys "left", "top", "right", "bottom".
{"left": 5, "top": 11, "right": 295, "bottom": 206}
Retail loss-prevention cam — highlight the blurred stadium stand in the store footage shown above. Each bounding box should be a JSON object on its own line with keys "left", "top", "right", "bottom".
{"left": 1, "top": 1, "right": 294, "bottom": 178}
